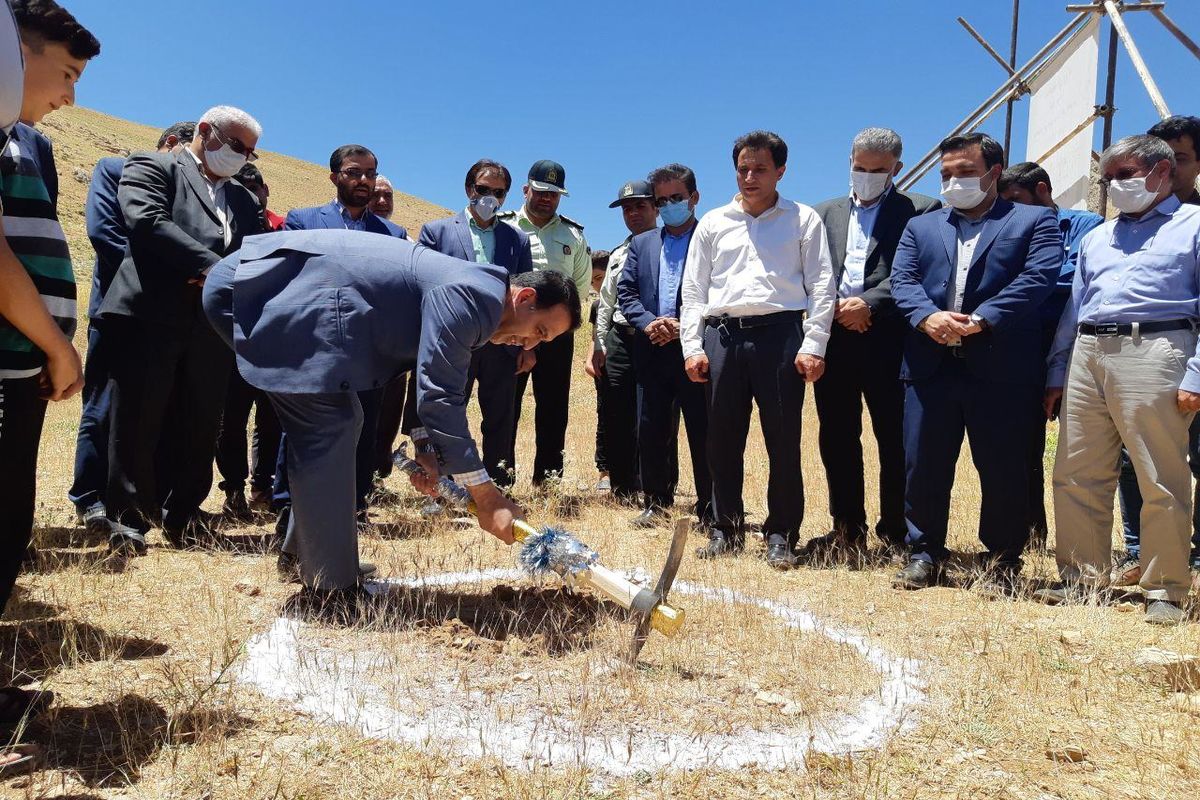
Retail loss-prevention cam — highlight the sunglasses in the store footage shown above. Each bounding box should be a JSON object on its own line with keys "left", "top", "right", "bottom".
{"left": 210, "top": 124, "right": 257, "bottom": 162}
{"left": 473, "top": 184, "right": 507, "bottom": 199}
{"left": 654, "top": 193, "right": 688, "bottom": 208}
{"left": 339, "top": 169, "right": 378, "bottom": 181}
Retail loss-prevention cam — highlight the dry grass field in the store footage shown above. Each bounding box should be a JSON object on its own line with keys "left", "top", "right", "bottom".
{"left": 2, "top": 106, "right": 1198, "bottom": 799}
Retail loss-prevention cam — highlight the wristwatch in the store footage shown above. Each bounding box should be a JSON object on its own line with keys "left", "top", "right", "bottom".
{"left": 969, "top": 313, "right": 988, "bottom": 329}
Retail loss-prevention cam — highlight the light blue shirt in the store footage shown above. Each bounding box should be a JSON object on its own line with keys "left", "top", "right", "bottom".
{"left": 657, "top": 227, "right": 693, "bottom": 318}
{"left": 839, "top": 190, "right": 887, "bottom": 298}
{"left": 465, "top": 208, "right": 496, "bottom": 264}
{"left": 1047, "top": 195, "right": 1200, "bottom": 391}
{"left": 335, "top": 200, "right": 367, "bottom": 231}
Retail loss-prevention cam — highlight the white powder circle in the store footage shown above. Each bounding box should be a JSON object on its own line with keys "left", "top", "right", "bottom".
{"left": 235, "top": 568, "right": 924, "bottom": 775}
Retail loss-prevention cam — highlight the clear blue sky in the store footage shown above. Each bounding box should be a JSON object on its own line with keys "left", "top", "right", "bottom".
{"left": 65, "top": 0, "right": 1200, "bottom": 249}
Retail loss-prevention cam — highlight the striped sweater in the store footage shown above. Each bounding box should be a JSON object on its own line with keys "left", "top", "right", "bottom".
{"left": 0, "top": 123, "right": 75, "bottom": 378}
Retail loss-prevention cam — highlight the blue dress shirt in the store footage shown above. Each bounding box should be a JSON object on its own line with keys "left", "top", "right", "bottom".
{"left": 335, "top": 200, "right": 368, "bottom": 231}
{"left": 1041, "top": 207, "right": 1104, "bottom": 325}
{"left": 1048, "top": 195, "right": 1200, "bottom": 390}
{"left": 657, "top": 227, "right": 693, "bottom": 318}
{"left": 839, "top": 190, "right": 887, "bottom": 298}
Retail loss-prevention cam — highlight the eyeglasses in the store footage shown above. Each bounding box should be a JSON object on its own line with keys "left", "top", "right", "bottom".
{"left": 338, "top": 169, "right": 378, "bottom": 182}
{"left": 473, "top": 184, "right": 507, "bottom": 199}
{"left": 210, "top": 124, "right": 257, "bottom": 162}
{"left": 654, "top": 193, "right": 688, "bottom": 208}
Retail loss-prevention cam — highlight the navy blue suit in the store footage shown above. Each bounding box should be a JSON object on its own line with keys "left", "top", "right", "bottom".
{"left": 273, "top": 201, "right": 408, "bottom": 512}
{"left": 283, "top": 200, "right": 408, "bottom": 239}
{"left": 891, "top": 198, "right": 1061, "bottom": 564}
{"left": 419, "top": 212, "right": 532, "bottom": 485}
{"left": 617, "top": 226, "right": 711, "bottom": 518}
{"left": 68, "top": 156, "right": 124, "bottom": 513}
{"left": 203, "top": 230, "right": 508, "bottom": 588}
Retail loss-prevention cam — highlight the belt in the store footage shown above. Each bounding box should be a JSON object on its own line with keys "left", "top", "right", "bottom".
{"left": 1078, "top": 319, "right": 1195, "bottom": 337}
{"left": 704, "top": 310, "right": 804, "bottom": 330}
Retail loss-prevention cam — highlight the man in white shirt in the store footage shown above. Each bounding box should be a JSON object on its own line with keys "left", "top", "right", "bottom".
{"left": 680, "top": 130, "right": 836, "bottom": 568}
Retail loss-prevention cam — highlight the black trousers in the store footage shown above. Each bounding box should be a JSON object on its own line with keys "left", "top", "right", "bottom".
{"left": 513, "top": 331, "right": 574, "bottom": 484}
{"left": 373, "top": 372, "right": 410, "bottom": 479}
{"left": 68, "top": 320, "right": 112, "bottom": 512}
{"left": 704, "top": 318, "right": 807, "bottom": 544}
{"left": 598, "top": 325, "right": 639, "bottom": 498}
{"left": 0, "top": 376, "right": 47, "bottom": 612}
{"left": 634, "top": 336, "right": 711, "bottom": 517}
{"left": 106, "top": 314, "right": 233, "bottom": 534}
{"left": 215, "top": 367, "right": 282, "bottom": 495}
{"left": 466, "top": 343, "right": 519, "bottom": 487}
{"left": 813, "top": 320, "right": 907, "bottom": 543}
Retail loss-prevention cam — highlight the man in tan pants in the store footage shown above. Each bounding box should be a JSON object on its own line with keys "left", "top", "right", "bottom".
{"left": 1042, "top": 135, "right": 1200, "bottom": 625}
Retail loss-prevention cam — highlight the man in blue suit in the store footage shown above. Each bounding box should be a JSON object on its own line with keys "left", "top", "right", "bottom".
{"left": 618, "top": 164, "right": 711, "bottom": 529}
{"left": 417, "top": 159, "right": 533, "bottom": 487}
{"left": 890, "top": 133, "right": 1061, "bottom": 592}
{"left": 274, "top": 144, "right": 407, "bottom": 529}
{"left": 202, "top": 229, "right": 580, "bottom": 603}
{"left": 68, "top": 122, "right": 194, "bottom": 536}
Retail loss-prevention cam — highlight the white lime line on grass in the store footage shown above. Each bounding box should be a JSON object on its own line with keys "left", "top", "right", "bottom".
{"left": 235, "top": 569, "right": 924, "bottom": 775}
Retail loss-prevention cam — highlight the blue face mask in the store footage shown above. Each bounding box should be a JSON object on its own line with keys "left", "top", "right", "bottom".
{"left": 659, "top": 199, "right": 692, "bottom": 227}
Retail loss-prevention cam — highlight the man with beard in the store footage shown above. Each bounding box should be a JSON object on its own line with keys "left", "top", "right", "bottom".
{"left": 272, "top": 145, "right": 406, "bottom": 565}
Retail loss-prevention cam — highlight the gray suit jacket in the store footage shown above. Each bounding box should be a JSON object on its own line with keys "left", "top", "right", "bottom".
{"left": 99, "top": 148, "right": 260, "bottom": 328}
{"left": 204, "top": 229, "right": 509, "bottom": 474}
{"left": 417, "top": 211, "right": 533, "bottom": 276}
{"left": 813, "top": 188, "right": 941, "bottom": 318}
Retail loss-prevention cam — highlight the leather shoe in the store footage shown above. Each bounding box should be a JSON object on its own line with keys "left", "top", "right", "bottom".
{"left": 630, "top": 507, "right": 668, "bottom": 529}
{"left": 695, "top": 532, "right": 743, "bottom": 560}
{"left": 765, "top": 542, "right": 798, "bottom": 570}
{"left": 108, "top": 531, "right": 147, "bottom": 558}
{"left": 892, "top": 558, "right": 939, "bottom": 590}
{"left": 1145, "top": 599, "right": 1185, "bottom": 626}
{"left": 222, "top": 489, "right": 253, "bottom": 521}
{"left": 277, "top": 551, "right": 377, "bottom": 583}
{"left": 1032, "top": 582, "right": 1109, "bottom": 606}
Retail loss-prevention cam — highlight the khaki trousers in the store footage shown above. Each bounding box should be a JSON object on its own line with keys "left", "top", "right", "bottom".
{"left": 1053, "top": 330, "right": 1197, "bottom": 602}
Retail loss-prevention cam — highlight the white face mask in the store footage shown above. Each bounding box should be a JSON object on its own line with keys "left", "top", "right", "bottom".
{"left": 1107, "top": 175, "right": 1159, "bottom": 215}
{"left": 850, "top": 170, "right": 890, "bottom": 203}
{"left": 204, "top": 136, "right": 248, "bottom": 178}
{"left": 471, "top": 194, "right": 500, "bottom": 222}
{"left": 940, "top": 175, "right": 990, "bottom": 210}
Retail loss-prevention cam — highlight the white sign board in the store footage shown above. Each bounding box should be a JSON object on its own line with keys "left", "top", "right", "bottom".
{"left": 1026, "top": 17, "right": 1100, "bottom": 210}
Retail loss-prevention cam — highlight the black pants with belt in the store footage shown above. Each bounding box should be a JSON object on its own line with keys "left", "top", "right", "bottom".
{"left": 812, "top": 319, "right": 907, "bottom": 543}
{"left": 703, "top": 315, "right": 807, "bottom": 546}
{"left": 634, "top": 335, "right": 710, "bottom": 518}
{"left": 513, "top": 331, "right": 574, "bottom": 485}
{"left": 106, "top": 312, "right": 233, "bottom": 536}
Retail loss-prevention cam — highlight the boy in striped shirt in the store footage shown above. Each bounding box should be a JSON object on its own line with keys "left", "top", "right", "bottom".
{"left": 0, "top": 0, "right": 98, "bottom": 755}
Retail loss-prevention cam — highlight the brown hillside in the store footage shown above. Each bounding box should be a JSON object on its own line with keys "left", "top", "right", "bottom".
{"left": 36, "top": 105, "right": 451, "bottom": 292}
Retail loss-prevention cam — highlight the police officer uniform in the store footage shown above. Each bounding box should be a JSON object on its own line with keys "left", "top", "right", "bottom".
{"left": 500, "top": 160, "right": 590, "bottom": 485}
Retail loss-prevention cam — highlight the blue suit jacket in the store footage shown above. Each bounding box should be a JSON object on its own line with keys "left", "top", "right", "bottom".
{"left": 616, "top": 226, "right": 691, "bottom": 333}
{"left": 85, "top": 156, "right": 126, "bottom": 318}
{"left": 890, "top": 199, "right": 1061, "bottom": 385}
{"left": 417, "top": 211, "right": 532, "bottom": 276}
{"left": 284, "top": 200, "right": 408, "bottom": 239}
{"left": 203, "top": 229, "right": 507, "bottom": 474}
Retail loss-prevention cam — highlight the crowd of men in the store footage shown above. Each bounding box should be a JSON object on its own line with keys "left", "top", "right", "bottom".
{"left": 2, "top": 0, "right": 1200, "bottom": 775}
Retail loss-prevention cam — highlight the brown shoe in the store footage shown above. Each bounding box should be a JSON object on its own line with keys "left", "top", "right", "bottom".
{"left": 1111, "top": 556, "right": 1141, "bottom": 587}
